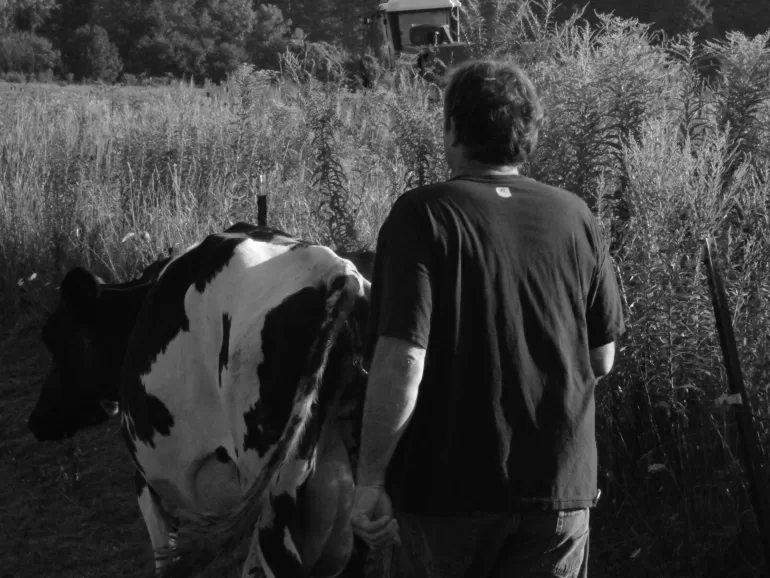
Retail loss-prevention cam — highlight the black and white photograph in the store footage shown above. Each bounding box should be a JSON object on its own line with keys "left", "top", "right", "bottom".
{"left": 2, "top": 0, "right": 769, "bottom": 576}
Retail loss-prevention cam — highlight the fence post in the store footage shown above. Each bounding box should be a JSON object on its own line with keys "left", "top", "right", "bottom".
{"left": 257, "top": 174, "right": 267, "bottom": 227}
{"left": 702, "top": 236, "right": 770, "bottom": 576}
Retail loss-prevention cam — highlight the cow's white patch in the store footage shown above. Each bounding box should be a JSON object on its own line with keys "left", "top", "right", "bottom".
{"left": 496, "top": 187, "right": 512, "bottom": 198}
{"left": 284, "top": 526, "right": 303, "bottom": 562}
{"left": 137, "top": 482, "right": 176, "bottom": 572}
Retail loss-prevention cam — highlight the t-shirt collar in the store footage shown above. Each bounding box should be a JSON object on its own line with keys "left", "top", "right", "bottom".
{"left": 450, "top": 168, "right": 522, "bottom": 182}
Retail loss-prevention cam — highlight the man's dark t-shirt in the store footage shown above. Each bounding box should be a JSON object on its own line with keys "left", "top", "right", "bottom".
{"left": 367, "top": 174, "right": 625, "bottom": 516}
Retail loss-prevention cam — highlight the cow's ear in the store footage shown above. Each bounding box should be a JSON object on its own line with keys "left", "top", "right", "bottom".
{"left": 60, "top": 267, "right": 101, "bottom": 317}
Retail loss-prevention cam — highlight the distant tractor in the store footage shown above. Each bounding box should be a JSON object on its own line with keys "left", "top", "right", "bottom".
{"left": 363, "top": 0, "right": 471, "bottom": 78}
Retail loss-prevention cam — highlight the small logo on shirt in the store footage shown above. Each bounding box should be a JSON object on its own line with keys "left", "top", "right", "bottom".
{"left": 496, "top": 187, "right": 512, "bottom": 198}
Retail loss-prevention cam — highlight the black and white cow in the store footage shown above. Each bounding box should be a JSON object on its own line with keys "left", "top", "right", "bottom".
{"left": 27, "top": 224, "right": 374, "bottom": 578}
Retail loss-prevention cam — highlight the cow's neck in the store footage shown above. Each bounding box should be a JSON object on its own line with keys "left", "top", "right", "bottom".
{"left": 99, "top": 282, "right": 156, "bottom": 402}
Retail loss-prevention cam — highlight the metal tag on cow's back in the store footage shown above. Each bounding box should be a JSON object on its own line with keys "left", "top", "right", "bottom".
{"left": 496, "top": 187, "right": 512, "bottom": 198}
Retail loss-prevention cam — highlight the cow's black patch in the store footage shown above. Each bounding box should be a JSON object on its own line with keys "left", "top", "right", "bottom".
{"left": 122, "top": 424, "right": 143, "bottom": 474}
{"left": 218, "top": 313, "right": 231, "bottom": 389}
{"left": 339, "top": 250, "right": 375, "bottom": 282}
{"left": 330, "top": 274, "right": 347, "bottom": 294}
{"left": 223, "top": 222, "right": 313, "bottom": 252}
{"left": 251, "top": 492, "right": 303, "bottom": 576}
{"left": 301, "top": 276, "right": 355, "bottom": 381}
{"left": 135, "top": 469, "right": 147, "bottom": 496}
{"left": 215, "top": 446, "right": 231, "bottom": 463}
{"left": 192, "top": 236, "right": 246, "bottom": 293}
{"left": 122, "top": 393, "right": 175, "bottom": 452}
{"left": 126, "top": 253, "right": 173, "bottom": 287}
{"left": 224, "top": 222, "right": 297, "bottom": 243}
{"left": 242, "top": 286, "right": 327, "bottom": 457}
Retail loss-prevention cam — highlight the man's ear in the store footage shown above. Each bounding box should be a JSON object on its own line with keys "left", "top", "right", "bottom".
{"left": 60, "top": 267, "right": 101, "bottom": 317}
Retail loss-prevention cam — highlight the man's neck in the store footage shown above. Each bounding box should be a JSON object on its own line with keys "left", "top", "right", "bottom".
{"left": 450, "top": 160, "right": 519, "bottom": 178}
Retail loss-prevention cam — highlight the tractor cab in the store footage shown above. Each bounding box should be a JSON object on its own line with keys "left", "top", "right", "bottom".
{"left": 376, "top": 0, "right": 469, "bottom": 70}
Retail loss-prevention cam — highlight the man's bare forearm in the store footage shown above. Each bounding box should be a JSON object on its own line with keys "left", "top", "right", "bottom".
{"left": 590, "top": 341, "right": 615, "bottom": 378}
{"left": 356, "top": 336, "right": 425, "bottom": 487}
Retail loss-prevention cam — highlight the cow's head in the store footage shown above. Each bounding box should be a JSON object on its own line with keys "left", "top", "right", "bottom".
{"left": 27, "top": 266, "right": 158, "bottom": 441}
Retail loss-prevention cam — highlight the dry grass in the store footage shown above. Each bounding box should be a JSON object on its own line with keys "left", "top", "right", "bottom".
{"left": 0, "top": 71, "right": 403, "bottom": 312}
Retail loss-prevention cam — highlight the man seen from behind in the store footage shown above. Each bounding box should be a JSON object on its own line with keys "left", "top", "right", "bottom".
{"left": 350, "top": 59, "right": 626, "bottom": 578}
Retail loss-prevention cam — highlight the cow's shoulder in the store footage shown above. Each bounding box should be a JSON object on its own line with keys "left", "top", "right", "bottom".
{"left": 119, "top": 230, "right": 307, "bottom": 455}
{"left": 125, "top": 230, "right": 298, "bottom": 352}
{"left": 118, "top": 235, "right": 224, "bottom": 465}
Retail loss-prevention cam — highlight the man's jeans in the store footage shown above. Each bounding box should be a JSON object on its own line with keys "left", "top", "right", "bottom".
{"left": 364, "top": 508, "right": 590, "bottom": 578}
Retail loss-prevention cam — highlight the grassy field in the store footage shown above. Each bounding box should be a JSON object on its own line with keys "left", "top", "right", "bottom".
{"left": 3, "top": 6, "right": 770, "bottom": 576}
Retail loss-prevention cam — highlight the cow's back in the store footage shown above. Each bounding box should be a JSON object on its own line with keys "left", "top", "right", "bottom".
{"left": 120, "top": 230, "right": 369, "bottom": 531}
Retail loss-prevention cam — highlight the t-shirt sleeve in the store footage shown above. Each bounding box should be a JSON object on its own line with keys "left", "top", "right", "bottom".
{"left": 370, "top": 197, "right": 434, "bottom": 350}
{"left": 585, "top": 218, "right": 626, "bottom": 349}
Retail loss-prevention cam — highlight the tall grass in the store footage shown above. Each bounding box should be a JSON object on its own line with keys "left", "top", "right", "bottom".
{"left": 2, "top": 2, "right": 770, "bottom": 575}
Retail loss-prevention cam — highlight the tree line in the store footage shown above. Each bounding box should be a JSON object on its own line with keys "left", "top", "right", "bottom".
{"left": 0, "top": 0, "right": 767, "bottom": 84}
{"left": 0, "top": 0, "right": 374, "bottom": 83}
{"left": 560, "top": 0, "right": 770, "bottom": 41}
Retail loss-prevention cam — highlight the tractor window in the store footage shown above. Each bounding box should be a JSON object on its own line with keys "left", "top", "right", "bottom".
{"left": 410, "top": 24, "right": 452, "bottom": 47}
{"left": 398, "top": 10, "right": 450, "bottom": 49}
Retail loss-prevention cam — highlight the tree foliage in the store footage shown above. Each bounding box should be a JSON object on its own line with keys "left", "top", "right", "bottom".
{"left": 0, "top": 29, "right": 59, "bottom": 73}
{"left": 66, "top": 24, "right": 123, "bottom": 82}
{"left": 245, "top": 3, "right": 293, "bottom": 70}
{"left": 0, "top": 0, "right": 57, "bottom": 31}
{"left": 554, "top": 0, "right": 717, "bottom": 39}
{"left": 0, "top": 0, "right": 768, "bottom": 83}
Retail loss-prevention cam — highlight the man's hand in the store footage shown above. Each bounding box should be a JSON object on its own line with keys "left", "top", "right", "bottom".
{"left": 351, "top": 485, "right": 400, "bottom": 550}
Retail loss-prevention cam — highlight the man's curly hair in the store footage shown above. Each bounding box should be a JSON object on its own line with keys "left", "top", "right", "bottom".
{"left": 443, "top": 59, "right": 545, "bottom": 166}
